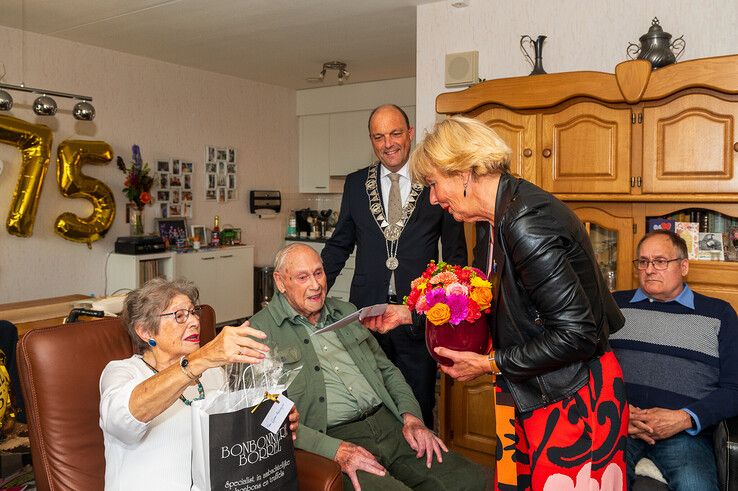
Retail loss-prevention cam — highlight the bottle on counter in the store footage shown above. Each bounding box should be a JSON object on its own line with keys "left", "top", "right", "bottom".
{"left": 287, "top": 211, "right": 297, "bottom": 237}
{"left": 211, "top": 215, "right": 221, "bottom": 247}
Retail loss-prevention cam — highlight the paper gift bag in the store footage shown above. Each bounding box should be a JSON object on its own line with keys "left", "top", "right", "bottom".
{"left": 192, "top": 389, "right": 298, "bottom": 491}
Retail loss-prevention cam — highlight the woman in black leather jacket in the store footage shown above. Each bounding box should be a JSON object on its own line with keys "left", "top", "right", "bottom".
{"left": 363, "top": 116, "right": 628, "bottom": 491}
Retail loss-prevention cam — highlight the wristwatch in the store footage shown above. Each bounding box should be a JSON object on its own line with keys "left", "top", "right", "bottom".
{"left": 179, "top": 355, "right": 200, "bottom": 381}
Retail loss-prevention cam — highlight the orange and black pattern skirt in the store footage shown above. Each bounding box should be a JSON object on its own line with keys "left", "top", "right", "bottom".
{"left": 494, "top": 351, "right": 628, "bottom": 491}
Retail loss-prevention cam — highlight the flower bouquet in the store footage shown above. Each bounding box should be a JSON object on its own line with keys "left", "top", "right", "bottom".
{"left": 116, "top": 144, "right": 155, "bottom": 235}
{"left": 405, "top": 261, "right": 492, "bottom": 365}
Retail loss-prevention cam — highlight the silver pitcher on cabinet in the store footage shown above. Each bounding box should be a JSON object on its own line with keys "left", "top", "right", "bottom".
{"left": 627, "top": 17, "right": 685, "bottom": 69}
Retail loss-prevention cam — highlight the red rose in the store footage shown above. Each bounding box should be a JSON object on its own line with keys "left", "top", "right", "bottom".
{"left": 465, "top": 300, "right": 481, "bottom": 322}
{"left": 139, "top": 191, "right": 152, "bottom": 205}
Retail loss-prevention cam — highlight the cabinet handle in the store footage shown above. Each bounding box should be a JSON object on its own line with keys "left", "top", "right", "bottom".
{"left": 542, "top": 148, "right": 552, "bottom": 158}
{"left": 636, "top": 176, "right": 642, "bottom": 187}
{"left": 630, "top": 177, "right": 636, "bottom": 188}
{"left": 201, "top": 256, "right": 215, "bottom": 260}
{"left": 219, "top": 254, "right": 234, "bottom": 259}
{"left": 637, "top": 113, "right": 643, "bottom": 124}
{"left": 315, "top": 186, "right": 327, "bottom": 189}
{"left": 523, "top": 148, "right": 533, "bottom": 158}
{"left": 734, "top": 142, "right": 738, "bottom": 152}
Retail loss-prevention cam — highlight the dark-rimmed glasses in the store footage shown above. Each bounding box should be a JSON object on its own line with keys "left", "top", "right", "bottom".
{"left": 159, "top": 306, "right": 201, "bottom": 324}
{"left": 632, "top": 258, "right": 683, "bottom": 271}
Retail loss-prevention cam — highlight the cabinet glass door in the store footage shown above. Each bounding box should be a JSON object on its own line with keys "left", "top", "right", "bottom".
{"left": 573, "top": 207, "right": 634, "bottom": 291}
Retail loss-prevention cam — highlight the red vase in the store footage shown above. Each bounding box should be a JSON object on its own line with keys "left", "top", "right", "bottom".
{"left": 426, "top": 314, "right": 491, "bottom": 366}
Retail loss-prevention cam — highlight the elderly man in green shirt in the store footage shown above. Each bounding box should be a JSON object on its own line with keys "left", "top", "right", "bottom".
{"left": 249, "top": 243, "right": 489, "bottom": 491}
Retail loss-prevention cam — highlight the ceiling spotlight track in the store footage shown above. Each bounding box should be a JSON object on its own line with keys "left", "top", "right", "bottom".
{"left": 0, "top": 82, "right": 95, "bottom": 120}
{"left": 309, "top": 61, "right": 350, "bottom": 85}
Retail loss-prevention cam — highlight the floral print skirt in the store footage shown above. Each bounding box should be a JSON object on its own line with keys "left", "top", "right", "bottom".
{"left": 495, "top": 351, "right": 628, "bottom": 491}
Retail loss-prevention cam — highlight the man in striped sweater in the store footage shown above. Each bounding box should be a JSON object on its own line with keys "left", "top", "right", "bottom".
{"left": 610, "top": 229, "right": 738, "bottom": 490}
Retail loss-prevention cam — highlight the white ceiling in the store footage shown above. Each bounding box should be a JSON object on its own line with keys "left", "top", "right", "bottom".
{"left": 0, "top": 0, "right": 441, "bottom": 89}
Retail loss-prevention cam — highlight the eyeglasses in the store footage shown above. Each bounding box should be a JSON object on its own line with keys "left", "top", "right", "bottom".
{"left": 159, "top": 306, "right": 201, "bottom": 324}
{"left": 291, "top": 270, "right": 325, "bottom": 284}
{"left": 632, "top": 258, "right": 683, "bottom": 270}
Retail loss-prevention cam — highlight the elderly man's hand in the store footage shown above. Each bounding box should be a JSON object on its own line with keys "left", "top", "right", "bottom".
{"left": 334, "top": 441, "right": 386, "bottom": 491}
{"left": 639, "top": 407, "right": 693, "bottom": 441}
{"left": 435, "top": 347, "right": 490, "bottom": 382}
{"left": 628, "top": 405, "right": 656, "bottom": 444}
{"left": 360, "top": 304, "right": 412, "bottom": 334}
{"left": 288, "top": 406, "right": 299, "bottom": 441}
{"left": 401, "top": 413, "right": 448, "bottom": 468}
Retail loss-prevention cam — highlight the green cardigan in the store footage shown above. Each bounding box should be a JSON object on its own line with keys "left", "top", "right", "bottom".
{"left": 249, "top": 294, "right": 423, "bottom": 459}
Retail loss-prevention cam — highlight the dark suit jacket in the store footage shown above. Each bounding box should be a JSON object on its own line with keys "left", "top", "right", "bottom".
{"left": 322, "top": 164, "right": 467, "bottom": 308}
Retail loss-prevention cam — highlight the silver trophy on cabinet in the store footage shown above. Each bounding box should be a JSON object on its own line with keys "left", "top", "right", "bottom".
{"left": 520, "top": 35, "right": 547, "bottom": 75}
{"left": 627, "top": 17, "right": 685, "bottom": 69}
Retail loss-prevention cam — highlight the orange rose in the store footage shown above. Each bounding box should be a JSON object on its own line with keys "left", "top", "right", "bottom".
{"left": 139, "top": 191, "right": 152, "bottom": 205}
{"left": 470, "top": 287, "right": 492, "bottom": 311}
{"left": 426, "top": 303, "right": 451, "bottom": 326}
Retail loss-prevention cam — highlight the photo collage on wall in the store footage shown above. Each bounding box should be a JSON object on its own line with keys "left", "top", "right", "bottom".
{"left": 204, "top": 146, "right": 237, "bottom": 203}
{"left": 156, "top": 159, "right": 194, "bottom": 218}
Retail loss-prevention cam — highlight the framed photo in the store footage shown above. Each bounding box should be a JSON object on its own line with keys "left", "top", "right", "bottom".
{"left": 207, "top": 173, "right": 216, "bottom": 189}
{"left": 156, "top": 217, "right": 189, "bottom": 243}
{"left": 216, "top": 148, "right": 227, "bottom": 161}
{"left": 227, "top": 189, "right": 236, "bottom": 201}
{"left": 228, "top": 174, "right": 236, "bottom": 189}
{"left": 206, "top": 146, "right": 216, "bottom": 163}
{"left": 205, "top": 163, "right": 216, "bottom": 173}
{"left": 228, "top": 148, "right": 236, "bottom": 163}
{"left": 182, "top": 161, "right": 193, "bottom": 173}
{"left": 172, "top": 159, "right": 181, "bottom": 175}
{"left": 191, "top": 225, "right": 206, "bottom": 244}
{"left": 159, "top": 172, "right": 169, "bottom": 189}
{"left": 157, "top": 190, "right": 170, "bottom": 202}
{"left": 218, "top": 187, "right": 226, "bottom": 203}
{"left": 217, "top": 174, "right": 226, "bottom": 187}
{"left": 183, "top": 174, "right": 192, "bottom": 190}
{"left": 170, "top": 174, "right": 182, "bottom": 188}
{"left": 159, "top": 203, "right": 168, "bottom": 218}
{"left": 227, "top": 163, "right": 236, "bottom": 174}
{"left": 206, "top": 189, "right": 217, "bottom": 201}
{"left": 156, "top": 160, "right": 170, "bottom": 172}
{"left": 217, "top": 161, "right": 226, "bottom": 174}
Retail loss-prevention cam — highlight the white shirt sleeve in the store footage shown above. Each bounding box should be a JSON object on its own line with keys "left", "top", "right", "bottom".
{"left": 99, "top": 358, "right": 149, "bottom": 446}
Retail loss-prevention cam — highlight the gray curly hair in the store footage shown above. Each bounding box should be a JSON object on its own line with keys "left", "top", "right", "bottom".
{"left": 120, "top": 277, "right": 199, "bottom": 354}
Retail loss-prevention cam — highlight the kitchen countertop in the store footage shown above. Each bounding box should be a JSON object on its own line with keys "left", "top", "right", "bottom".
{"left": 285, "top": 236, "right": 331, "bottom": 243}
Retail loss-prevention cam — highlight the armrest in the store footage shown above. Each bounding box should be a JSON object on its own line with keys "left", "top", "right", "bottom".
{"left": 714, "top": 415, "right": 738, "bottom": 491}
{"left": 295, "top": 448, "right": 343, "bottom": 491}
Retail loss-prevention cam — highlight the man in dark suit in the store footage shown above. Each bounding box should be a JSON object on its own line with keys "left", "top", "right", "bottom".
{"left": 321, "top": 104, "right": 467, "bottom": 427}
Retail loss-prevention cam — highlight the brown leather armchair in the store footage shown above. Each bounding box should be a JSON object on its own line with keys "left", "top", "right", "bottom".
{"left": 16, "top": 305, "right": 342, "bottom": 491}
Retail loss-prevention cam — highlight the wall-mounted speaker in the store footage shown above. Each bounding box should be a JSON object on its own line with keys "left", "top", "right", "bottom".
{"left": 445, "top": 51, "right": 479, "bottom": 87}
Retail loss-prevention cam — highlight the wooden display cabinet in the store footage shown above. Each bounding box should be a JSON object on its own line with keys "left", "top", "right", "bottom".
{"left": 437, "top": 54, "right": 738, "bottom": 467}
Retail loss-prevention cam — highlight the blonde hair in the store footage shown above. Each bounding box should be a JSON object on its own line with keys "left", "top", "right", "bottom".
{"left": 410, "top": 115, "right": 511, "bottom": 184}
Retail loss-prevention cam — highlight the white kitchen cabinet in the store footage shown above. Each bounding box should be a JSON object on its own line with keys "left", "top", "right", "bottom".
{"left": 175, "top": 246, "right": 254, "bottom": 323}
{"left": 297, "top": 106, "right": 416, "bottom": 190}
{"left": 299, "top": 114, "right": 330, "bottom": 193}
{"left": 287, "top": 240, "right": 354, "bottom": 302}
{"left": 329, "top": 110, "right": 374, "bottom": 176}
{"left": 106, "top": 252, "right": 176, "bottom": 295}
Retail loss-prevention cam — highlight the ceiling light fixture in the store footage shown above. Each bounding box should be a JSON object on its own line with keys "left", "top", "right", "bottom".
{"left": 0, "top": 82, "right": 96, "bottom": 120}
{"left": 306, "top": 61, "right": 350, "bottom": 85}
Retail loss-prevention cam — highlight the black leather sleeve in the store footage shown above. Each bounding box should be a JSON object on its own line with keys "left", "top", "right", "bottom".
{"left": 321, "top": 177, "right": 356, "bottom": 291}
{"left": 495, "top": 207, "right": 600, "bottom": 381}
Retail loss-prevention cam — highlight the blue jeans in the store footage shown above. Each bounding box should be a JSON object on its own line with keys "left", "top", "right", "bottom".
{"left": 626, "top": 432, "right": 719, "bottom": 491}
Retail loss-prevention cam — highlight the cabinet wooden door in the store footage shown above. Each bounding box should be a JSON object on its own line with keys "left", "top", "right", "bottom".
{"left": 541, "top": 103, "right": 632, "bottom": 194}
{"left": 474, "top": 107, "right": 537, "bottom": 183}
{"left": 642, "top": 94, "right": 738, "bottom": 194}
{"left": 571, "top": 206, "right": 635, "bottom": 291}
{"left": 439, "top": 374, "right": 496, "bottom": 466}
{"left": 299, "top": 114, "right": 330, "bottom": 193}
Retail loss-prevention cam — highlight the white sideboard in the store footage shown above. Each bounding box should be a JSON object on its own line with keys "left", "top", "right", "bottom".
{"left": 106, "top": 245, "right": 254, "bottom": 323}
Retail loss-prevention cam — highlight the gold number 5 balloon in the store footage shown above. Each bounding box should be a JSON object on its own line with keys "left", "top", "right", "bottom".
{"left": 55, "top": 140, "right": 115, "bottom": 247}
{"left": 0, "top": 115, "right": 52, "bottom": 237}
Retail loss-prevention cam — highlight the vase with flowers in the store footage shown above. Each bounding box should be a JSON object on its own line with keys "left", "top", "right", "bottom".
{"left": 405, "top": 261, "right": 493, "bottom": 366}
{"left": 117, "top": 144, "right": 154, "bottom": 236}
